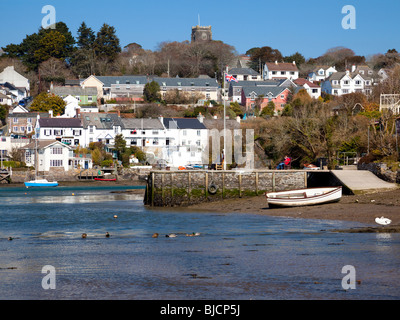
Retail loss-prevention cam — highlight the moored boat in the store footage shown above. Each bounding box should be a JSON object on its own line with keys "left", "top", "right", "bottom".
{"left": 94, "top": 177, "right": 117, "bottom": 181}
{"left": 265, "top": 186, "right": 342, "bottom": 207}
{"left": 24, "top": 179, "right": 59, "bottom": 188}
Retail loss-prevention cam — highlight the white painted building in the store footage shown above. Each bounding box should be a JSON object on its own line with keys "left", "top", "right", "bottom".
{"left": 321, "top": 70, "right": 373, "bottom": 96}
{"left": 22, "top": 140, "right": 72, "bottom": 172}
{"left": 81, "top": 112, "right": 123, "bottom": 147}
{"left": 308, "top": 66, "right": 337, "bottom": 82}
{"left": 160, "top": 117, "right": 208, "bottom": 167}
{"left": 0, "top": 66, "right": 30, "bottom": 95}
{"left": 38, "top": 117, "right": 84, "bottom": 147}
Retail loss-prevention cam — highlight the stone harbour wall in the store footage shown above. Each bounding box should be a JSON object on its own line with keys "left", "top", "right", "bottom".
{"left": 144, "top": 170, "right": 308, "bottom": 207}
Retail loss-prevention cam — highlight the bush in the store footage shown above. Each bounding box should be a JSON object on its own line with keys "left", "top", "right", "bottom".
{"left": 100, "top": 160, "right": 113, "bottom": 167}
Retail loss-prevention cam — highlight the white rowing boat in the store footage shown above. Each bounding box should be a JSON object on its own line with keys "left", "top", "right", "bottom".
{"left": 265, "top": 186, "right": 342, "bottom": 208}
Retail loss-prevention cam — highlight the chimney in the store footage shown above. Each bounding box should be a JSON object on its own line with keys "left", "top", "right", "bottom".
{"left": 293, "top": 61, "right": 296, "bottom": 65}
{"left": 49, "top": 110, "right": 53, "bottom": 118}
{"left": 351, "top": 64, "right": 356, "bottom": 73}
{"left": 76, "top": 108, "right": 81, "bottom": 118}
{"left": 236, "top": 115, "right": 241, "bottom": 124}
{"left": 197, "top": 112, "right": 204, "bottom": 123}
{"left": 275, "top": 60, "right": 278, "bottom": 65}
{"left": 117, "top": 110, "right": 120, "bottom": 117}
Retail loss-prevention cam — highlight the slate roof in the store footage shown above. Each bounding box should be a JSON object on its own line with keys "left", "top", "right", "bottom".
{"left": 8, "top": 112, "right": 50, "bottom": 118}
{"left": 51, "top": 86, "right": 97, "bottom": 96}
{"left": 22, "top": 139, "right": 71, "bottom": 150}
{"left": 39, "top": 118, "right": 82, "bottom": 128}
{"left": 228, "top": 68, "right": 259, "bottom": 76}
{"left": 95, "top": 76, "right": 148, "bottom": 87}
{"left": 152, "top": 77, "right": 218, "bottom": 88}
{"left": 162, "top": 117, "right": 207, "bottom": 130}
{"left": 121, "top": 118, "right": 164, "bottom": 130}
{"left": 81, "top": 113, "right": 124, "bottom": 129}
{"left": 242, "top": 86, "right": 289, "bottom": 98}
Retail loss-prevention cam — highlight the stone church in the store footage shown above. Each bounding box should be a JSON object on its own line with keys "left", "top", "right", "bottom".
{"left": 191, "top": 25, "right": 212, "bottom": 42}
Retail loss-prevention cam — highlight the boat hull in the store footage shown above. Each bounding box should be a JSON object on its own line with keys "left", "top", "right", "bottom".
{"left": 94, "top": 178, "right": 116, "bottom": 181}
{"left": 24, "top": 180, "right": 58, "bottom": 188}
{"left": 266, "top": 187, "right": 342, "bottom": 208}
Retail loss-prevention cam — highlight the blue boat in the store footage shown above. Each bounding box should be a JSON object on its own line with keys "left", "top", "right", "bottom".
{"left": 24, "top": 179, "right": 59, "bottom": 188}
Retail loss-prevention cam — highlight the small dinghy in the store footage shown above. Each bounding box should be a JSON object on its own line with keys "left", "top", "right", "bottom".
{"left": 265, "top": 186, "right": 342, "bottom": 208}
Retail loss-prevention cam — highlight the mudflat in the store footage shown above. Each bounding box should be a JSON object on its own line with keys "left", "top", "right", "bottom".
{"left": 189, "top": 188, "right": 400, "bottom": 226}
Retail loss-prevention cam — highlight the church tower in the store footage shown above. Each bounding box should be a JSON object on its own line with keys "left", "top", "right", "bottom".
{"left": 191, "top": 25, "right": 212, "bottom": 42}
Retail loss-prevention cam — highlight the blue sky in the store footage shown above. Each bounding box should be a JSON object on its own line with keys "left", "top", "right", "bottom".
{"left": 1, "top": 0, "right": 400, "bottom": 59}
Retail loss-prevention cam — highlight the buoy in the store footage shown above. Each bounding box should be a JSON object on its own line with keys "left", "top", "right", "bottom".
{"left": 72, "top": 193, "right": 75, "bottom": 196}
{"left": 113, "top": 215, "right": 118, "bottom": 219}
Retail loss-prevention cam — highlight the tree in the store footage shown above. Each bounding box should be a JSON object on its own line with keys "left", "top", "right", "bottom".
{"left": 30, "top": 92, "right": 66, "bottom": 115}
{"left": 94, "top": 23, "right": 121, "bottom": 62}
{"left": 143, "top": 81, "right": 161, "bottom": 102}
{"left": 114, "top": 134, "right": 127, "bottom": 160}
{"left": 246, "top": 46, "right": 283, "bottom": 72}
{"left": 284, "top": 52, "right": 305, "bottom": 66}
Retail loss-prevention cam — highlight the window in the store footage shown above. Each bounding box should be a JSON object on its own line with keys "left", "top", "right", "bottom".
{"left": 25, "top": 151, "right": 31, "bottom": 164}
{"left": 51, "top": 147, "right": 63, "bottom": 154}
{"left": 75, "top": 96, "right": 80, "bottom": 101}
{"left": 290, "top": 72, "right": 295, "bottom": 75}
{"left": 312, "top": 89, "right": 318, "bottom": 93}
{"left": 280, "top": 71, "right": 285, "bottom": 75}
{"left": 44, "top": 129, "right": 51, "bottom": 136}
{"left": 88, "top": 96, "right": 93, "bottom": 102}
{"left": 130, "top": 139, "right": 137, "bottom": 146}
{"left": 342, "top": 89, "right": 349, "bottom": 94}
{"left": 366, "top": 81, "right": 371, "bottom": 85}
{"left": 13, "top": 118, "right": 18, "bottom": 124}
{"left": 196, "top": 140, "right": 201, "bottom": 146}
{"left": 183, "top": 130, "right": 187, "bottom": 136}
{"left": 153, "top": 138, "right": 159, "bottom": 145}
{"left": 73, "top": 130, "right": 81, "bottom": 136}
{"left": 50, "top": 160, "right": 63, "bottom": 167}
{"left": 152, "top": 130, "right": 158, "bottom": 135}
{"left": 89, "top": 126, "right": 94, "bottom": 133}
{"left": 355, "top": 80, "right": 361, "bottom": 85}
{"left": 20, "top": 126, "right": 25, "bottom": 132}
{"left": 280, "top": 94, "right": 285, "bottom": 99}
{"left": 13, "top": 126, "right": 18, "bottom": 132}
{"left": 343, "top": 80, "right": 349, "bottom": 85}
{"left": 197, "top": 130, "right": 201, "bottom": 136}
{"left": 53, "top": 129, "right": 63, "bottom": 135}
{"left": 272, "top": 71, "right": 277, "bottom": 75}
{"left": 27, "top": 118, "right": 32, "bottom": 123}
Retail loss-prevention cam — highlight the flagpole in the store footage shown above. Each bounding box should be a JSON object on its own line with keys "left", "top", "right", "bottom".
{"left": 223, "top": 66, "right": 227, "bottom": 170}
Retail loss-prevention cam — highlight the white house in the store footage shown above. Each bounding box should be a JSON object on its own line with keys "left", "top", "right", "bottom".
{"left": 121, "top": 118, "right": 166, "bottom": 163}
{"left": 38, "top": 117, "right": 84, "bottom": 147}
{"left": 321, "top": 70, "right": 373, "bottom": 96}
{"left": 81, "top": 112, "right": 123, "bottom": 148}
{"left": 263, "top": 61, "right": 299, "bottom": 80}
{"left": 62, "top": 95, "right": 98, "bottom": 118}
{"left": 293, "top": 78, "right": 321, "bottom": 99}
{"left": 228, "top": 68, "right": 262, "bottom": 81}
{"left": 0, "top": 66, "right": 30, "bottom": 96}
{"left": 160, "top": 117, "right": 208, "bottom": 167}
{"left": 22, "top": 140, "right": 72, "bottom": 172}
{"left": 307, "top": 66, "right": 337, "bottom": 82}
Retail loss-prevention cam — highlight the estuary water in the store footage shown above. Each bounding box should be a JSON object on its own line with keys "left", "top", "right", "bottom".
{"left": 0, "top": 185, "right": 400, "bottom": 300}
